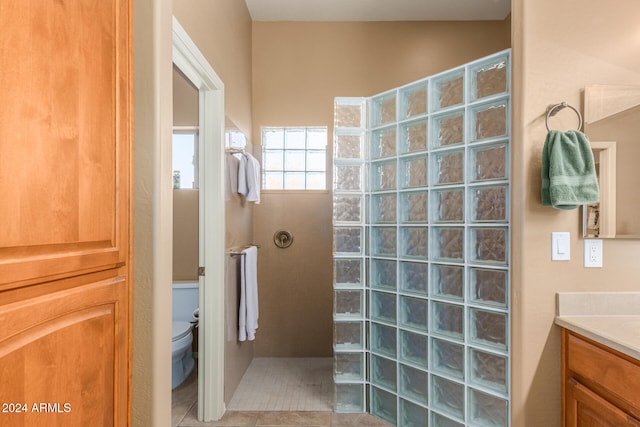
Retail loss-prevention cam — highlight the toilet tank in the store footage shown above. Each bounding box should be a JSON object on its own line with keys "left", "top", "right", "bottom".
{"left": 172, "top": 281, "right": 199, "bottom": 322}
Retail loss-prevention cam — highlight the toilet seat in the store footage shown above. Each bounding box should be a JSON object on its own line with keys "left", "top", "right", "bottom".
{"left": 172, "top": 321, "right": 192, "bottom": 342}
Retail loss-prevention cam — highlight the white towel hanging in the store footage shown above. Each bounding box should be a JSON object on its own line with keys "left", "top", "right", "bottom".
{"left": 225, "top": 153, "right": 241, "bottom": 201}
{"left": 237, "top": 153, "right": 261, "bottom": 204}
{"left": 237, "top": 154, "right": 249, "bottom": 196}
{"left": 245, "top": 154, "right": 261, "bottom": 204}
{"left": 238, "top": 245, "right": 259, "bottom": 341}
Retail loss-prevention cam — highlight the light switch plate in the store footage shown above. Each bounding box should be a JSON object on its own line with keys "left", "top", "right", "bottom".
{"left": 551, "top": 232, "right": 571, "bottom": 261}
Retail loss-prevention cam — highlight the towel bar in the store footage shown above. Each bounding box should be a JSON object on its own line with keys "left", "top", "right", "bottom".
{"left": 226, "top": 244, "right": 259, "bottom": 256}
{"left": 545, "top": 102, "right": 583, "bottom": 132}
{"left": 225, "top": 148, "right": 245, "bottom": 154}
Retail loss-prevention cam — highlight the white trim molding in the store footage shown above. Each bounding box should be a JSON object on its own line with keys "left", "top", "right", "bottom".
{"left": 592, "top": 141, "right": 617, "bottom": 238}
{"left": 173, "top": 16, "right": 226, "bottom": 422}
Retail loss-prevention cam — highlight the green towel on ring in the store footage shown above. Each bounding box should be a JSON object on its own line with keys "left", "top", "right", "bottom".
{"left": 541, "top": 130, "right": 600, "bottom": 210}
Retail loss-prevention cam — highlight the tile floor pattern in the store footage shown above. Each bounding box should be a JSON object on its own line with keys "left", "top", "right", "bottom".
{"left": 229, "top": 358, "right": 333, "bottom": 411}
{"left": 172, "top": 358, "right": 393, "bottom": 427}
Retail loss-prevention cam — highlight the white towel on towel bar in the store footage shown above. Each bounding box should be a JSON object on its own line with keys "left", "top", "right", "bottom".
{"left": 225, "top": 153, "right": 241, "bottom": 201}
{"left": 237, "top": 153, "right": 261, "bottom": 204}
{"left": 239, "top": 245, "right": 259, "bottom": 341}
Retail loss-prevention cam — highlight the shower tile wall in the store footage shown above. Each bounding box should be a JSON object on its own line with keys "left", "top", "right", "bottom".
{"left": 333, "top": 50, "right": 511, "bottom": 427}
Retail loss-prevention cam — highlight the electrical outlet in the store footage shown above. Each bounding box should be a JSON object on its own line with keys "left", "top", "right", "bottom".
{"left": 584, "top": 239, "right": 603, "bottom": 268}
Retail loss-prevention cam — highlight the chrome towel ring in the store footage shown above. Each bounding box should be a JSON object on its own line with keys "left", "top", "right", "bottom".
{"left": 545, "top": 102, "right": 583, "bottom": 132}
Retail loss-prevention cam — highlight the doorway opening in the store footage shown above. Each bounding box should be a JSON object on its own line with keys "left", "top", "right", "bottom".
{"left": 171, "top": 16, "right": 226, "bottom": 423}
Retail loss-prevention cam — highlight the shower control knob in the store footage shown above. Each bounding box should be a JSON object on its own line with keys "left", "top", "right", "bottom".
{"left": 273, "top": 230, "right": 293, "bottom": 248}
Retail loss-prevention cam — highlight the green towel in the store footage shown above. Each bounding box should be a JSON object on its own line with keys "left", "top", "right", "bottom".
{"left": 541, "top": 130, "right": 599, "bottom": 210}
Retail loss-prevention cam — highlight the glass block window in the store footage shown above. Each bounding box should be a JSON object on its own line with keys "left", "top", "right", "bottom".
{"left": 333, "top": 50, "right": 511, "bottom": 427}
{"left": 262, "top": 127, "right": 327, "bottom": 190}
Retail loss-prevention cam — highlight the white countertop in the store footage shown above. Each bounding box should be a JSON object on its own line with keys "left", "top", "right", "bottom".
{"left": 555, "top": 292, "right": 640, "bottom": 360}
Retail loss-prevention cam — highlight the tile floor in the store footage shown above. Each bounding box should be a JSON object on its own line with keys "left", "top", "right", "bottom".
{"left": 229, "top": 358, "right": 333, "bottom": 411}
{"left": 172, "top": 358, "right": 393, "bottom": 427}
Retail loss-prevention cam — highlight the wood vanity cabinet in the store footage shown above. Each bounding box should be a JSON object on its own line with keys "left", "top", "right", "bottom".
{"left": 562, "top": 329, "right": 640, "bottom": 426}
{"left": 0, "top": 1, "right": 132, "bottom": 425}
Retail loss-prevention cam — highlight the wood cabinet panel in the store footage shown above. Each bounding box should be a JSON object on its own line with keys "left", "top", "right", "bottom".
{"left": 0, "top": 0, "right": 132, "bottom": 424}
{"left": 566, "top": 332, "right": 640, "bottom": 418}
{"left": 0, "top": 0, "right": 131, "bottom": 289}
{"left": 0, "top": 275, "right": 128, "bottom": 426}
{"left": 563, "top": 330, "right": 640, "bottom": 426}
{"left": 567, "top": 379, "right": 640, "bottom": 427}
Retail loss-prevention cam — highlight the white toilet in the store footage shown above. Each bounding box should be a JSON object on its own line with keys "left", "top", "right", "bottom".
{"left": 172, "top": 281, "right": 199, "bottom": 390}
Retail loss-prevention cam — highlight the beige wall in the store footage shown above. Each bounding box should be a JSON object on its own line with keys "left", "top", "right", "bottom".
{"left": 251, "top": 20, "right": 510, "bottom": 357}
{"left": 173, "top": 0, "right": 253, "bottom": 136}
{"left": 252, "top": 192, "right": 334, "bottom": 356}
{"left": 511, "top": 0, "right": 640, "bottom": 425}
{"left": 173, "top": 190, "right": 199, "bottom": 280}
{"left": 173, "top": 66, "right": 199, "bottom": 127}
{"left": 252, "top": 20, "right": 510, "bottom": 141}
{"left": 173, "top": 0, "right": 255, "bottom": 405}
{"left": 132, "top": 0, "right": 173, "bottom": 424}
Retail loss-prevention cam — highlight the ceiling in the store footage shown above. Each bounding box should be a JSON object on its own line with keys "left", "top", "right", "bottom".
{"left": 244, "top": 0, "right": 511, "bottom": 22}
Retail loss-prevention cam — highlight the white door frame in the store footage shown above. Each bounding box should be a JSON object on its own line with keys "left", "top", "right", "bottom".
{"left": 172, "top": 16, "right": 226, "bottom": 421}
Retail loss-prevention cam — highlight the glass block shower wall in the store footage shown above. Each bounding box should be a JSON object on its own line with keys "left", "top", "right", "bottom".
{"left": 333, "top": 50, "right": 511, "bottom": 427}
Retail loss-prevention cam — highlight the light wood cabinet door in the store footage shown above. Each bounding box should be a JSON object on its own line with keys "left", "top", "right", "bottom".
{"left": 0, "top": 0, "right": 132, "bottom": 425}
{"left": 0, "top": 0, "right": 131, "bottom": 288}
{"left": 563, "top": 330, "right": 640, "bottom": 427}
{"left": 0, "top": 274, "right": 128, "bottom": 426}
{"left": 566, "top": 379, "right": 640, "bottom": 427}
